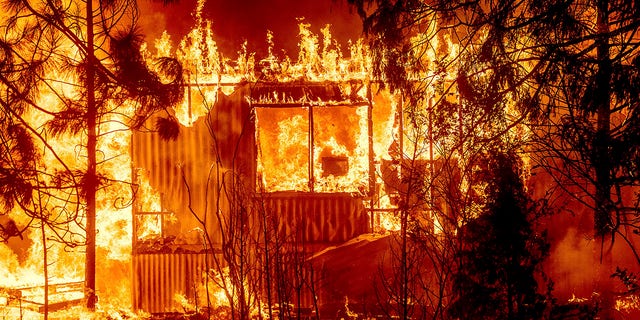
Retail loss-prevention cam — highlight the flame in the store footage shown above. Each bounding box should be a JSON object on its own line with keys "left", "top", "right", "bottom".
{"left": 0, "top": 113, "right": 133, "bottom": 314}
{"left": 379, "top": 212, "right": 402, "bottom": 232}
{"left": 0, "top": 0, "right": 485, "bottom": 317}
{"left": 172, "top": 268, "right": 261, "bottom": 318}
{"left": 292, "top": 23, "right": 370, "bottom": 82}
{"left": 256, "top": 109, "right": 310, "bottom": 192}
{"left": 313, "top": 105, "right": 369, "bottom": 193}
{"left": 344, "top": 296, "right": 358, "bottom": 318}
{"left": 616, "top": 295, "right": 640, "bottom": 313}
{"left": 151, "top": 17, "right": 370, "bottom": 91}
{"left": 1, "top": 29, "right": 134, "bottom": 315}
{"left": 255, "top": 102, "right": 372, "bottom": 194}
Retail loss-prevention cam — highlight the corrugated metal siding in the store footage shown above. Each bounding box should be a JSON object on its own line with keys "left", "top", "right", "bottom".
{"left": 265, "top": 193, "right": 369, "bottom": 244}
{"left": 130, "top": 84, "right": 372, "bottom": 313}
{"left": 131, "top": 86, "right": 255, "bottom": 245}
{"left": 132, "top": 253, "right": 211, "bottom": 313}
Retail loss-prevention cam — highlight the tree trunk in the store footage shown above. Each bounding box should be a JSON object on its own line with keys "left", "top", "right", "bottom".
{"left": 42, "top": 223, "right": 48, "bottom": 320}
{"left": 594, "top": 0, "right": 615, "bottom": 318}
{"left": 85, "top": 0, "right": 98, "bottom": 310}
{"left": 594, "top": 0, "right": 612, "bottom": 240}
{"left": 401, "top": 202, "right": 409, "bottom": 319}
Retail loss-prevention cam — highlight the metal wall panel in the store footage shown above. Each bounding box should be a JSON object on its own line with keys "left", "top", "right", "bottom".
{"left": 131, "top": 86, "right": 255, "bottom": 245}
{"left": 132, "top": 253, "right": 211, "bottom": 313}
{"left": 264, "top": 193, "right": 369, "bottom": 244}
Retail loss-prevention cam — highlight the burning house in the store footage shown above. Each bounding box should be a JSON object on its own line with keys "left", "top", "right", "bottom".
{"left": 0, "top": 2, "right": 417, "bottom": 313}
{"left": 129, "top": 77, "right": 403, "bottom": 314}
{"left": 0, "top": 12, "right": 459, "bottom": 315}
{"left": 4, "top": 0, "right": 640, "bottom": 317}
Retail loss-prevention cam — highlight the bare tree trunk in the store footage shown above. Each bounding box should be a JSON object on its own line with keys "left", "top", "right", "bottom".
{"left": 85, "top": 0, "right": 98, "bottom": 309}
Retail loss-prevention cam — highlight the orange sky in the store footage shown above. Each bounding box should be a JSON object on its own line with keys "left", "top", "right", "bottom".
{"left": 138, "top": 0, "right": 363, "bottom": 57}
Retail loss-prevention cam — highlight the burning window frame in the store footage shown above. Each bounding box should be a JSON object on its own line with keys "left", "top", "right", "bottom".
{"left": 251, "top": 81, "right": 375, "bottom": 195}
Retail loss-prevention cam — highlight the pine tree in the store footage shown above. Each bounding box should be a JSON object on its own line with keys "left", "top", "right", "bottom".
{"left": 0, "top": 0, "right": 183, "bottom": 309}
{"left": 449, "top": 150, "right": 550, "bottom": 320}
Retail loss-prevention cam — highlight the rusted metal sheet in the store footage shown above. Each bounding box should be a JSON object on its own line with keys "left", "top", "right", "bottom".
{"left": 264, "top": 193, "right": 369, "bottom": 244}
{"left": 132, "top": 253, "right": 211, "bottom": 314}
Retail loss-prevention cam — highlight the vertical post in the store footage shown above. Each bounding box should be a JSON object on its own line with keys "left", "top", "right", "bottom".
{"left": 42, "top": 223, "right": 48, "bottom": 319}
{"left": 428, "top": 97, "right": 435, "bottom": 233}
{"left": 85, "top": 0, "right": 98, "bottom": 310}
{"left": 398, "top": 92, "right": 404, "bottom": 163}
{"left": 367, "top": 83, "right": 376, "bottom": 231}
{"left": 367, "top": 83, "right": 375, "bottom": 196}
{"left": 308, "top": 104, "right": 314, "bottom": 192}
{"left": 187, "top": 73, "right": 192, "bottom": 125}
{"left": 130, "top": 144, "right": 136, "bottom": 239}
{"left": 130, "top": 140, "right": 136, "bottom": 311}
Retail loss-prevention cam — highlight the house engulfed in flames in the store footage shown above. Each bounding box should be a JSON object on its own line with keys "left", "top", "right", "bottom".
{"left": 130, "top": 77, "right": 407, "bottom": 314}
{"left": 126, "top": 21, "right": 426, "bottom": 314}
{"left": 0, "top": 10, "right": 456, "bottom": 314}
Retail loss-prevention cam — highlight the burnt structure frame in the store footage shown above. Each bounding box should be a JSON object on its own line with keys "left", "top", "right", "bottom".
{"left": 249, "top": 81, "right": 376, "bottom": 196}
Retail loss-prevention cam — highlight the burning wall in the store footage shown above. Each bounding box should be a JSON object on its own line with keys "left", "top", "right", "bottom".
{"left": 130, "top": 81, "right": 382, "bottom": 313}
{"left": 132, "top": 85, "right": 253, "bottom": 250}
{"left": 131, "top": 81, "right": 384, "bottom": 250}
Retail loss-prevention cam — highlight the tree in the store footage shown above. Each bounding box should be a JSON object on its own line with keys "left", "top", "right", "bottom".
{"left": 0, "top": 22, "right": 85, "bottom": 319}
{"left": 527, "top": 1, "right": 640, "bottom": 315}
{"left": 346, "top": 1, "right": 539, "bottom": 319}
{"left": 349, "top": 0, "right": 640, "bottom": 317}
{"left": 441, "top": 0, "right": 640, "bottom": 316}
{"left": 449, "top": 150, "right": 550, "bottom": 320}
{"left": 1, "top": 0, "right": 183, "bottom": 309}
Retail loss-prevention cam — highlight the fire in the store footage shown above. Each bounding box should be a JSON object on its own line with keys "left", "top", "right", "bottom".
{"left": 0, "top": 123, "right": 131, "bottom": 315}
{"left": 255, "top": 102, "right": 371, "bottom": 193}
{"left": 256, "top": 109, "right": 310, "bottom": 192}
{"left": 1, "top": 0, "right": 439, "bottom": 317}
{"left": 312, "top": 105, "right": 369, "bottom": 193}
{"left": 171, "top": 268, "right": 262, "bottom": 318}
{"left": 616, "top": 295, "right": 640, "bottom": 313}
{"left": 1, "top": 13, "right": 135, "bottom": 314}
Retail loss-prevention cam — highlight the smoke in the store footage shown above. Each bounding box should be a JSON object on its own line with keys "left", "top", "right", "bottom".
{"left": 536, "top": 178, "right": 640, "bottom": 303}
{"left": 138, "top": 0, "right": 363, "bottom": 57}
{"left": 547, "top": 227, "right": 598, "bottom": 300}
{"left": 138, "top": 0, "right": 197, "bottom": 45}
